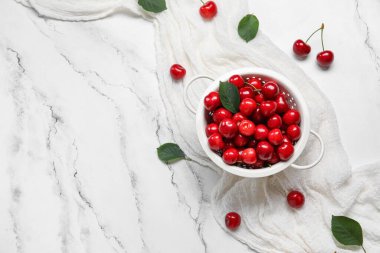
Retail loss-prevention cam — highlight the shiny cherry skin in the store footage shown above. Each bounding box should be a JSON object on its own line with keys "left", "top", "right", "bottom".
{"left": 213, "top": 108, "right": 232, "bottom": 123}
{"left": 241, "top": 148, "right": 257, "bottom": 165}
{"left": 259, "top": 101, "right": 277, "bottom": 117}
{"left": 247, "top": 77, "right": 262, "bottom": 90}
{"left": 239, "top": 98, "right": 257, "bottom": 116}
{"left": 222, "top": 148, "right": 239, "bottom": 164}
{"left": 277, "top": 142, "right": 294, "bottom": 161}
{"left": 256, "top": 141, "right": 274, "bottom": 161}
{"left": 286, "top": 124, "right": 301, "bottom": 141}
{"left": 283, "top": 135, "right": 292, "bottom": 144}
{"left": 316, "top": 50, "right": 334, "bottom": 68}
{"left": 261, "top": 81, "right": 279, "bottom": 99}
{"left": 199, "top": 1, "right": 217, "bottom": 20}
{"left": 268, "top": 152, "right": 280, "bottom": 164}
{"left": 233, "top": 134, "right": 249, "bottom": 147}
{"left": 282, "top": 109, "right": 301, "bottom": 125}
{"left": 204, "top": 91, "right": 221, "bottom": 111}
{"left": 275, "top": 94, "right": 290, "bottom": 114}
{"left": 287, "top": 190, "right": 305, "bottom": 208}
{"left": 239, "top": 87, "right": 254, "bottom": 100}
{"left": 232, "top": 112, "right": 247, "bottom": 125}
{"left": 267, "top": 114, "right": 282, "bottom": 129}
{"left": 219, "top": 118, "right": 238, "bottom": 139}
{"left": 206, "top": 123, "right": 219, "bottom": 137}
{"left": 208, "top": 133, "right": 225, "bottom": 151}
{"left": 225, "top": 212, "right": 241, "bottom": 230}
{"left": 254, "top": 124, "right": 269, "bottom": 141}
{"left": 293, "top": 39, "right": 311, "bottom": 58}
{"left": 229, "top": 75, "right": 245, "bottom": 89}
{"left": 238, "top": 120, "right": 256, "bottom": 137}
{"left": 170, "top": 64, "right": 186, "bottom": 80}
{"left": 254, "top": 93, "right": 264, "bottom": 103}
{"left": 268, "top": 129, "right": 284, "bottom": 146}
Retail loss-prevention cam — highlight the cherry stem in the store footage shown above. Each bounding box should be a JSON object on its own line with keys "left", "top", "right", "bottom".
{"left": 362, "top": 246, "right": 367, "bottom": 253}
{"left": 320, "top": 23, "right": 325, "bottom": 51}
{"left": 200, "top": 0, "right": 205, "bottom": 4}
{"left": 305, "top": 23, "right": 324, "bottom": 43}
{"left": 244, "top": 82, "right": 261, "bottom": 93}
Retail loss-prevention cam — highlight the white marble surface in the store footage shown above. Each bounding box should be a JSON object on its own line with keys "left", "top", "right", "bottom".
{"left": 0, "top": 0, "right": 379, "bottom": 252}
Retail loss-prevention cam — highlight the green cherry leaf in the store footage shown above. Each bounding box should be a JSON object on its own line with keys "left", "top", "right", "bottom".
{"left": 157, "top": 143, "right": 186, "bottom": 164}
{"left": 331, "top": 215, "right": 363, "bottom": 247}
{"left": 219, "top": 81, "right": 240, "bottom": 113}
{"left": 138, "top": 0, "right": 167, "bottom": 13}
{"left": 238, "top": 14, "right": 260, "bottom": 42}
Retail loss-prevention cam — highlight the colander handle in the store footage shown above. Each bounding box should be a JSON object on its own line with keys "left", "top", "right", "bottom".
{"left": 291, "top": 130, "right": 325, "bottom": 170}
{"left": 184, "top": 75, "right": 215, "bottom": 114}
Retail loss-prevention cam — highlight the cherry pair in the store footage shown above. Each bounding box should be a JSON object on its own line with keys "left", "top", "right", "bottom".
{"left": 293, "top": 23, "right": 334, "bottom": 68}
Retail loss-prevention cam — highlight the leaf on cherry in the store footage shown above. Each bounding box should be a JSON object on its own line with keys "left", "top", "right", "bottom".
{"left": 157, "top": 143, "right": 186, "bottom": 164}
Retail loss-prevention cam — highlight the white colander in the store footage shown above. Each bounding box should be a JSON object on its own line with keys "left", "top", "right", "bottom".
{"left": 183, "top": 67, "right": 324, "bottom": 178}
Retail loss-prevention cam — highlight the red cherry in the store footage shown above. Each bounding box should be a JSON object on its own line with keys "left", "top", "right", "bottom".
{"left": 277, "top": 142, "right": 294, "bottom": 161}
{"left": 282, "top": 109, "right": 301, "bottom": 125}
{"left": 206, "top": 123, "right": 218, "bottom": 137}
{"left": 225, "top": 212, "right": 241, "bottom": 230}
{"left": 256, "top": 141, "right": 274, "bottom": 161}
{"left": 268, "top": 152, "right": 280, "bottom": 164}
{"left": 208, "top": 133, "right": 225, "bottom": 151}
{"left": 254, "top": 124, "right": 269, "bottom": 141}
{"left": 247, "top": 77, "right": 262, "bottom": 90}
{"left": 268, "top": 129, "right": 284, "bottom": 146}
{"left": 170, "top": 64, "right": 186, "bottom": 80}
{"left": 232, "top": 113, "right": 247, "bottom": 125}
{"left": 204, "top": 91, "right": 221, "bottom": 111}
{"left": 241, "top": 148, "right": 257, "bottom": 165}
{"left": 267, "top": 114, "right": 282, "bottom": 129}
{"left": 252, "top": 108, "right": 264, "bottom": 123}
{"left": 238, "top": 120, "right": 256, "bottom": 137}
{"left": 213, "top": 108, "right": 232, "bottom": 124}
{"left": 239, "top": 98, "right": 257, "bottom": 116}
{"left": 317, "top": 50, "right": 334, "bottom": 68}
{"left": 259, "top": 101, "right": 277, "bottom": 117}
{"left": 293, "top": 39, "right": 311, "bottom": 58}
{"left": 219, "top": 118, "right": 238, "bottom": 139}
{"left": 287, "top": 191, "right": 305, "bottom": 208}
{"left": 222, "top": 148, "right": 239, "bottom": 164}
{"left": 254, "top": 93, "right": 264, "bottom": 104}
{"left": 199, "top": 1, "right": 217, "bottom": 20}
{"left": 229, "top": 75, "right": 245, "bottom": 89}
{"left": 253, "top": 158, "right": 265, "bottom": 168}
{"left": 239, "top": 87, "right": 254, "bottom": 100}
{"left": 233, "top": 134, "right": 249, "bottom": 147}
{"left": 286, "top": 125, "right": 301, "bottom": 141}
{"left": 261, "top": 81, "right": 279, "bottom": 99}
{"left": 275, "top": 94, "right": 290, "bottom": 114}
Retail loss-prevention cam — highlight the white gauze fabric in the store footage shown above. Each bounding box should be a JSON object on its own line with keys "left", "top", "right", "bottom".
{"left": 16, "top": 0, "right": 380, "bottom": 252}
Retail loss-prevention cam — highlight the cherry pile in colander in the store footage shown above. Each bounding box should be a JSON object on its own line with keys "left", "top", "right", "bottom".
{"left": 204, "top": 74, "right": 301, "bottom": 169}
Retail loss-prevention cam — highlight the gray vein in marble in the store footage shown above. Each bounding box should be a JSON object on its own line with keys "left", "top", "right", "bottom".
{"left": 355, "top": 0, "right": 380, "bottom": 81}
{"left": 72, "top": 141, "right": 128, "bottom": 253}
{"left": 57, "top": 51, "right": 148, "bottom": 252}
